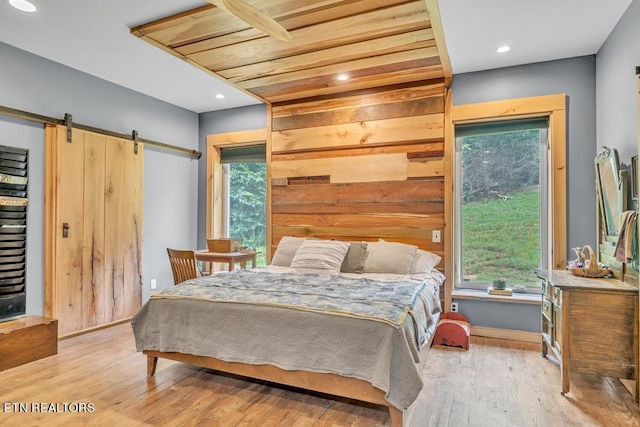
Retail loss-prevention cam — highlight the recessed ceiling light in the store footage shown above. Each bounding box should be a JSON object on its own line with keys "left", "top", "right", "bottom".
{"left": 215, "top": 94, "right": 225, "bottom": 99}
{"left": 9, "top": 0, "right": 37, "bottom": 12}
{"left": 496, "top": 45, "right": 511, "bottom": 54}
{"left": 337, "top": 74, "right": 349, "bottom": 81}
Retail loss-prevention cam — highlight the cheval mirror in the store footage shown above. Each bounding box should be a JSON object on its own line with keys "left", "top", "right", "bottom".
{"left": 595, "top": 147, "right": 626, "bottom": 237}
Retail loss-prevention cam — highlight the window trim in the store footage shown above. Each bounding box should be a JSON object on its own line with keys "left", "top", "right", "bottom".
{"left": 206, "top": 128, "right": 270, "bottom": 257}
{"left": 446, "top": 94, "right": 567, "bottom": 302}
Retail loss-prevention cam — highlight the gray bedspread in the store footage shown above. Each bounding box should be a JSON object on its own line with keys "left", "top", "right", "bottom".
{"left": 131, "top": 269, "right": 443, "bottom": 410}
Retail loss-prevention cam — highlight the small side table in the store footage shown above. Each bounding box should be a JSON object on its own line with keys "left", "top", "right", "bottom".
{"left": 195, "top": 250, "right": 259, "bottom": 273}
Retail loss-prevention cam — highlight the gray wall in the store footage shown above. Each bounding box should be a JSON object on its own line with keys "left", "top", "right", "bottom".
{"left": 0, "top": 42, "right": 200, "bottom": 312}
{"left": 451, "top": 56, "right": 598, "bottom": 332}
{"left": 0, "top": 116, "right": 44, "bottom": 315}
{"left": 596, "top": 0, "right": 640, "bottom": 169}
{"left": 197, "top": 105, "right": 267, "bottom": 250}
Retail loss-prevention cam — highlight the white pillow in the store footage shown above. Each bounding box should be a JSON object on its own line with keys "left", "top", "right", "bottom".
{"left": 363, "top": 241, "right": 417, "bottom": 274}
{"left": 290, "top": 239, "right": 350, "bottom": 273}
{"left": 271, "top": 236, "right": 305, "bottom": 267}
{"left": 410, "top": 249, "right": 442, "bottom": 274}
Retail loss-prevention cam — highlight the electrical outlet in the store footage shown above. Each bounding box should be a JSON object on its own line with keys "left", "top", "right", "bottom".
{"left": 432, "top": 230, "right": 441, "bottom": 243}
{"left": 150, "top": 279, "right": 157, "bottom": 290}
{"left": 450, "top": 302, "right": 458, "bottom": 312}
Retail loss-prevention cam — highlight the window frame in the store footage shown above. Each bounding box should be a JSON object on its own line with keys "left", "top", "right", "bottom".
{"left": 206, "top": 128, "right": 270, "bottom": 258}
{"left": 220, "top": 160, "right": 268, "bottom": 261}
{"left": 453, "top": 121, "right": 549, "bottom": 291}
{"left": 446, "top": 94, "right": 567, "bottom": 302}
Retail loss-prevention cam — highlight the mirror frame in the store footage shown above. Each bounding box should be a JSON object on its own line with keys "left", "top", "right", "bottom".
{"left": 595, "top": 147, "right": 626, "bottom": 237}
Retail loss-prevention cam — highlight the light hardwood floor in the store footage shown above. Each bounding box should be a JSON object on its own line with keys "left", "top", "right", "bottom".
{"left": 0, "top": 322, "right": 639, "bottom": 426}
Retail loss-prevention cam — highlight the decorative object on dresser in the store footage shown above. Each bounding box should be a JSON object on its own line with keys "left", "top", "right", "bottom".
{"left": 536, "top": 269, "right": 638, "bottom": 402}
{"left": 567, "top": 245, "right": 612, "bottom": 278}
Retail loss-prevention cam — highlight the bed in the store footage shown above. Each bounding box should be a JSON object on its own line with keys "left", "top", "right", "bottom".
{"left": 131, "top": 238, "right": 444, "bottom": 426}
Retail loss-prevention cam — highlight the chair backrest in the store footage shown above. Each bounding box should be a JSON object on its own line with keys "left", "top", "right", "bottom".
{"left": 167, "top": 248, "right": 199, "bottom": 285}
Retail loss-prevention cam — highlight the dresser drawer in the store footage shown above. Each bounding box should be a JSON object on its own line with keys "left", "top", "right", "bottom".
{"left": 541, "top": 280, "right": 552, "bottom": 300}
{"left": 553, "top": 304, "right": 562, "bottom": 348}
{"left": 542, "top": 320, "right": 554, "bottom": 341}
{"left": 542, "top": 299, "right": 553, "bottom": 320}
{"left": 552, "top": 287, "right": 562, "bottom": 307}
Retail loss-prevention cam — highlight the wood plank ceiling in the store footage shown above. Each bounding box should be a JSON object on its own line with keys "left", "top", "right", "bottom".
{"left": 131, "top": 0, "right": 451, "bottom": 104}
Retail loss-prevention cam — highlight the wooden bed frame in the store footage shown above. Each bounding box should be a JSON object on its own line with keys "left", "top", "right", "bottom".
{"left": 144, "top": 327, "right": 439, "bottom": 427}
{"left": 145, "top": 350, "right": 404, "bottom": 426}
{"left": 145, "top": 241, "right": 442, "bottom": 426}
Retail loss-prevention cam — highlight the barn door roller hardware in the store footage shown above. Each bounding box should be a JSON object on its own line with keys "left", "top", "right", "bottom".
{"left": 64, "top": 113, "right": 73, "bottom": 143}
{"left": 636, "top": 66, "right": 640, "bottom": 76}
{"left": 0, "top": 104, "right": 201, "bottom": 159}
{"left": 132, "top": 130, "right": 139, "bottom": 155}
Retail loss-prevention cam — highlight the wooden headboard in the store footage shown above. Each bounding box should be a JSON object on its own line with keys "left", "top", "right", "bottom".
{"left": 269, "top": 82, "right": 447, "bottom": 273}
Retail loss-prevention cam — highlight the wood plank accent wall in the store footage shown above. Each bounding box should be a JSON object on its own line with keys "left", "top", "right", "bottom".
{"left": 270, "top": 82, "right": 447, "bottom": 276}
{"left": 45, "top": 125, "right": 143, "bottom": 337}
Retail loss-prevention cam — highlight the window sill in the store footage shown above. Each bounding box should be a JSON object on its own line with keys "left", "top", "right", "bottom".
{"left": 452, "top": 289, "right": 541, "bottom": 305}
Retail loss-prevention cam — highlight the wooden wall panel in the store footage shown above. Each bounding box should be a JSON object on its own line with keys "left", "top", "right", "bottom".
{"left": 272, "top": 153, "right": 422, "bottom": 183}
{"left": 272, "top": 96, "right": 444, "bottom": 131}
{"left": 272, "top": 213, "right": 444, "bottom": 228}
{"left": 269, "top": 83, "right": 448, "bottom": 277}
{"left": 271, "top": 84, "right": 446, "bottom": 117}
{"left": 407, "top": 157, "right": 444, "bottom": 178}
{"left": 55, "top": 129, "right": 85, "bottom": 336}
{"left": 104, "top": 139, "right": 126, "bottom": 322}
{"left": 82, "top": 133, "right": 106, "bottom": 328}
{"left": 123, "top": 143, "right": 144, "bottom": 318}
{"left": 272, "top": 180, "right": 443, "bottom": 206}
{"left": 272, "top": 114, "right": 444, "bottom": 153}
{"left": 272, "top": 142, "right": 443, "bottom": 162}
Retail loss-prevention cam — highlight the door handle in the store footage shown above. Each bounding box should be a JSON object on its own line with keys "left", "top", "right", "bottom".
{"left": 62, "top": 222, "right": 70, "bottom": 238}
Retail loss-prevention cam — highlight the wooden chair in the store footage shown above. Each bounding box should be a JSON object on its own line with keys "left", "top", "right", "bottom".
{"left": 167, "top": 248, "right": 200, "bottom": 285}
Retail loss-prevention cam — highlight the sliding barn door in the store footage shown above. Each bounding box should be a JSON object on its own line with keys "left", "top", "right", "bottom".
{"left": 45, "top": 125, "right": 143, "bottom": 336}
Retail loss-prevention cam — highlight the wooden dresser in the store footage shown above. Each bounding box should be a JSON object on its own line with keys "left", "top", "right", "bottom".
{"left": 536, "top": 269, "right": 638, "bottom": 401}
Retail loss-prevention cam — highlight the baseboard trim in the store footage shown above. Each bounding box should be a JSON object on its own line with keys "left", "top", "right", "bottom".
{"left": 471, "top": 325, "right": 540, "bottom": 343}
{"left": 58, "top": 317, "right": 132, "bottom": 341}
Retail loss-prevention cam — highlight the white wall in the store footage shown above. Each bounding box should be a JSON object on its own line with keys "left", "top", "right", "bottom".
{"left": 0, "top": 42, "right": 200, "bottom": 312}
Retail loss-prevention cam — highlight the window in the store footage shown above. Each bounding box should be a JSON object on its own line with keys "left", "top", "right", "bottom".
{"left": 220, "top": 145, "right": 267, "bottom": 266}
{"left": 454, "top": 119, "right": 549, "bottom": 292}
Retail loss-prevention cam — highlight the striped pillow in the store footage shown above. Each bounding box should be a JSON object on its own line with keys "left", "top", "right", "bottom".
{"left": 290, "top": 239, "right": 350, "bottom": 273}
